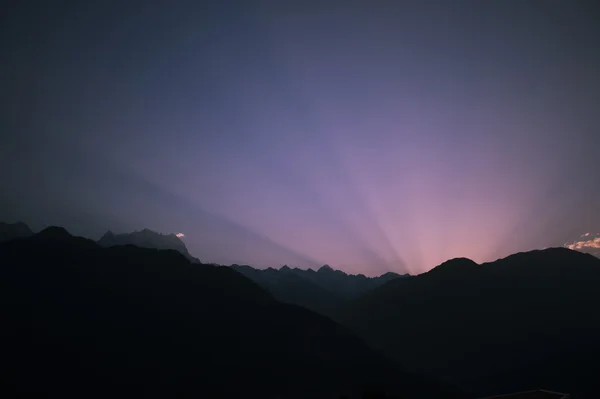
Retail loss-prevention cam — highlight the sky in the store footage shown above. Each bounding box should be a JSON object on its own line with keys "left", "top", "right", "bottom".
{"left": 1, "top": 1, "right": 599, "bottom": 275}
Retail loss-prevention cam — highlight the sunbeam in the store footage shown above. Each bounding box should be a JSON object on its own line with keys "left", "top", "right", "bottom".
{"left": 1, "top": 1, "right": 599, "bottom": 274}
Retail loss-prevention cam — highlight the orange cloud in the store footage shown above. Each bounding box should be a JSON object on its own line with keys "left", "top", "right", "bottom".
{"left": 566, "top": 236, "right": 600, "bottom": 250}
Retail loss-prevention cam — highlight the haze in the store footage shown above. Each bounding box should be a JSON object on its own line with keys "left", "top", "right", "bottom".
{"left": 1, "top": 1, "right": 599, "bottom": 275}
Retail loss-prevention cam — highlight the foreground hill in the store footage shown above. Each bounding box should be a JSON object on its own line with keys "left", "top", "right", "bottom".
{"left": 231, "top": 264, "right": 405, "bottom": 317}
{"left": 97, "top": 228, "right": 201, "bottom": 263}
{"left": 0, "top": 227, "right": 464, "bottom": 399}
{"left": 340, "top": 248, "right": 600, "bottom": 398}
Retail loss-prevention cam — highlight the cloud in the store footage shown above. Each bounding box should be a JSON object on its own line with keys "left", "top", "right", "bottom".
{"left": 565, "top": 236, "right": 600, "bottom": 250}
{"left": 584, "top": 232, "right": 591, "bottom": 237}
{"left": 175, "top": 232, "right": 185, "bottom": 238}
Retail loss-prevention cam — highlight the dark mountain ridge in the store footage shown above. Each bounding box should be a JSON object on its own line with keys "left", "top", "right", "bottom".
{"left": 0, "top": 221, "right": 33, "bottom": 242}
{"left": 422, "top": 257, "right": 479, "bottom": 277}
{"left": 0, "top": 227, "right": 465, "bottom": 399}
{"left": 231, "top": 263, "right": 407, "bottom": 317}
{"left": 340, "top": 247, "right": 600, "bottom": 398}
{"left": 97, "top": 228, "right": 201, "bottom": 263}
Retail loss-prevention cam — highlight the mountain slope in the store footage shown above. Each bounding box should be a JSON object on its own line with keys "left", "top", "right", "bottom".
{"left": 231, "top": 263, "right": 406, "bottom": 317}
{"left": 0, "top": 228, "right": 465, "bottom": 399}
{"left": 0, "top": 221, "right": 33, "bottom": 242}
{"left": 340, "top": 249, "right": 600, "bottom": 398}
{"left": 97, "top": 228, "right": 200, "bottom": 263}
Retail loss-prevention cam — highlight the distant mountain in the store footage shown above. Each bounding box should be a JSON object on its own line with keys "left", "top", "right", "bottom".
{"left": 97, "top": 228, "right": 200, "bottom": 263}
{"left": 231, "top": 263, "right": 407, "bottom": 317}
{"left": 0, "top": 227, "right": 466, "bottom": 399}
{"left": 340, "top": 248, "right": 600, "bottom": 399}
{"left": 0, "top": 221, "right": 33, "bottom": 242}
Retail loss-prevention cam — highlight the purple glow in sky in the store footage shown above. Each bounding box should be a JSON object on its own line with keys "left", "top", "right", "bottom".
{"left": 1, "top": 1, "right": 599, "bottom": 275}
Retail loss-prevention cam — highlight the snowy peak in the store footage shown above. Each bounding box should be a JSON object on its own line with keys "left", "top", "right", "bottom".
{"left": 97, "top": 228, "right": 200, "bottom": 263}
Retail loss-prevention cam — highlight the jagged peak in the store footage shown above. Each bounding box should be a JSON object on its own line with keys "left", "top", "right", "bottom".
{"left": 101, "top": 230, "right": 115, "bottom": 239}
{"left": 318, "top": 264, "right": 334, "bottom": 273}
{"left": 380, "top": 271, "right": 402, "bottom": 278}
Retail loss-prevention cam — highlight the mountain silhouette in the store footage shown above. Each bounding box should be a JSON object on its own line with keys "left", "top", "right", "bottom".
{"left": 97, "top": 228, "right": 201, "bottom": 263}
{"left": 231, "top": 263, "right": 406, "bottom": 317}
{"left": 340, "top": 248, "right": 600, "bottom": 398}
{"left": 0, "top": 227, "right": 466, "bottom": 399}
{"left": 0, "top": 221, "right": 33, "bottom": 242}
{"left": 318, "top": 264, "right": 336, "bottom": 273}
{"left": 422, "top": 257, "right": 479, "bottom": 277}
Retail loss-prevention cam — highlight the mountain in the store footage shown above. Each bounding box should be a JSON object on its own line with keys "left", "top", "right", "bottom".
{"left": 97, "top": 228, "right": 200, "bottom": 263}
{"left": 231, "top": 263, "right": 407, "bottom": 317}
{"left": 0, "top": 221, "right": 33, "bottom": 242}
{"left": 0, "top": 227, "right": 466, "bottom": 399}
{"left": 340, "top": 248, "right": 600, "bottom": 398}
{"left": 231, "top": 265, "right": 345, "bottom": 317}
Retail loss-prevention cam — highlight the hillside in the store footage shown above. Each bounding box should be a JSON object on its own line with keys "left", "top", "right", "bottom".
{"left": 0, "top": 227, "right": 465, "bottom": 399}
{"left": 340, "top": 248, "right": 600, "bottom": 398}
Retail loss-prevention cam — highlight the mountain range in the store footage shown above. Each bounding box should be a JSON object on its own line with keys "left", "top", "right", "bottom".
{"left": 3, "top": 221, "right": 600, "bottom": 398}
{"left": 95, "top": 229, "right": 408, "bottom": 318}
{"left": 0, "top": 226, "right": 464, "bottom": 399}
{"left": 97, "top": 228, "right": 201, "bottom": 263}
{"left": 0, "top": 223, "right": 201, "bottom": 264}
{"left": 1, "top": 222, "right": 407, "bottom": 318}
{"left": 232, "top": 264, "right": 406, "bottom": 317}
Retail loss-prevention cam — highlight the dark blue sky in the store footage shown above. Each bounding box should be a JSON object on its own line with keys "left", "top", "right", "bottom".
{"left": 2, "top": 1, "right": 599, "bottom": 274}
